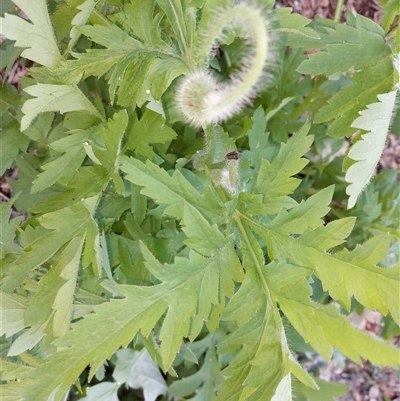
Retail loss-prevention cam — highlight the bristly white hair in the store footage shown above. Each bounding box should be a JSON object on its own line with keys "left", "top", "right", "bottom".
{"left": 176, "top": 2, "right": 274, "bottom": 128}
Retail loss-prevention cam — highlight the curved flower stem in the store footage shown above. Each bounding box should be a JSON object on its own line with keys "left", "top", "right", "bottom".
{"left": 176, "top": 3, "right": 270, "bottom": 127}
{"left": 196, "top": 3, "right": 269, "bottom": 99}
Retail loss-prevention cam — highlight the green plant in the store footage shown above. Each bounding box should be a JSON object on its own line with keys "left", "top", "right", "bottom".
{"left": 0, "top": 1, "right": 399, "bottom": 400}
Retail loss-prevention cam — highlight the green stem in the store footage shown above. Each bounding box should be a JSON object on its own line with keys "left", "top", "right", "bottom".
{"left": 334, "top": 0, "right": 345, "bottom": 23}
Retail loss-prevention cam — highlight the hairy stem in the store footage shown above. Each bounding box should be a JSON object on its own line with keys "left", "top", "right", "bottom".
{"left": 176, "top": 3, "right": 270, "bottom": 127}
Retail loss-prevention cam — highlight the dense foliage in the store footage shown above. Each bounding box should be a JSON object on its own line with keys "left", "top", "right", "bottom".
{"left": 0, "top": 0, "right": 399, "bottom": 400}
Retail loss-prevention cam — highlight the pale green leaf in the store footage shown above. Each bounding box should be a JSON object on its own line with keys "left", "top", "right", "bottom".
{"left": 113, "top": 349, "right": 168, "bottom": 401}
{"left": 78, "top": 24, "right": 143, "bottom": 50}
{"left": 115, "top": 54, "right": 156, "bottom": 107}
{"left": 21, "top": 285, "right": 165, "bottom": 401}
{"left": 217, "top": 273, "right": 290, "bottom": 401}
{"left": 267, "top": 186, "right": 333, "bottom": 235}
{"left": 23, "top": 237, "right": 84, "bottom": 338}
{"left": 297, "top": 15, "right": 390, "bottom": 76}
{"left": 170, "top": 342, "right": 223, "bottom": 400}
{"left": 0, "top": 121, "right": 30, "bottom": 175}
{"left": 0, "top": 381, "right": 26, "bottom": 401}
{"left": 31, "top": 131, "right": 89, "bottom": 193}
{"left": 314, "top": 56, "right": 394, "bottom": 137}
{"left": 80, "top": 382, "right": 120, "bottom": 401}
{"left": 240, "top": 106, "right": 269, "bottom": 180}
{"left": 52, "top": 3, "right": 78, "bottom": 42}
{"left": 8, "top": 320, "right": 48, "bottom": 356}
{"left": 1, "top": 202, "right": 97, "bottom": 292}
{"left": 271, "top": 374, "right": 292, "bottom": 401}
{"left": 123, "top": 0, "right": 167, "bottom": 47}
{"left": 381, "top": 0, "right": 400, "bottom": 32}
{"left": 346, "top": 90, "right": 398, "bottom": 209}
{"left": 0, "top": 291, "right": 27, "bottom": 337}
{"left": 20, "top": 231, "right": 241, "bottom": 400}
{"left": 265, "top": 261, "right": 399, "bottom": 365}
{"left": 220, "top": 222, "right": 316, "bottom": 397}
{"left": 119, "top": 157, "right": 225, "bottom": 221}
{"left": 279, "top": 298, "right": 399, "bottom": 365}
{"left": 31, "top": 166, "right": 109, "bottom": 214}
{"left": 59, "top": 50, "right": 127, "bottom": 83}
{"left": 181, "top": 203, "right": 227, "bottom": 256}
{"left": 156, "top": 0, "right": 189, "bottom": 57}
{"left": 21, "top": 84, "right": 103, "bottom": 131}
{"left": 255, "top": 223, "right": 400, "bottom": 324}
{"left": 297, "top": 217, "right": 356, "bottom": 252}
{"left": 275, "top": 7, "right": 318, "bottom": 39}
{"left": 145, "top": 57, "right": 188, "bottom": 100}
{"left": 69, "top": 0, "right": 99, "bottom": 49}
{"left": 0, "top": 0, "right": 62, "bottom": 69}
{"left": 294, "top": 377, "right": 348, "bottom": 401}
{"left": 52, "top": 238, "right": 84, "bottom": 337}
{"left": 254, "top": 121, "right": 312, "bottom": 194}
{"left": 0, "top": 201, "right": 23, "bottom": 258}
{"left": 140, "top": 238, "right": 242, "bottom": 344}
{"left": 92, "top": 110, "right": 128, "bottom": 171}
{"left": 0, "top": 360, "right": 33, "bottom": 381}
{"left": 125, "top": 109, "right": 176, "bottom": 160}
{"left": 247, "top": 122, "right": 312, "bottom": 214}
